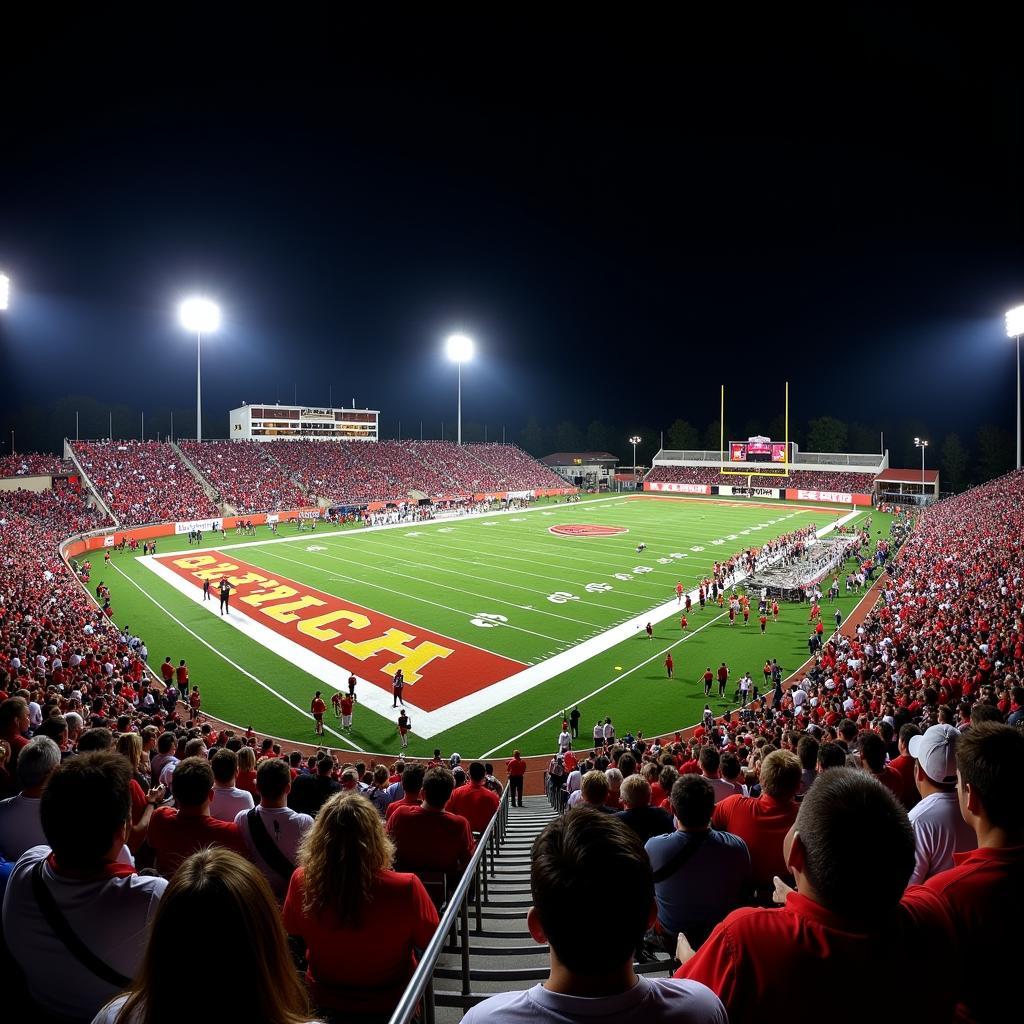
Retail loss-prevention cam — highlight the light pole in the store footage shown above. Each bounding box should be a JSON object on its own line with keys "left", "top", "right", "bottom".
{"left": 445, "top": 334, "right": 474, "bottom": 445}
{"left": 914, "top": 437, "right": 928, "bottom": 501}
{"left": 179, "top": 297, "right": 221, "bottom": 442}
{"left": 1006, "top": 305, "right": 1024, "bottom": 469}
{"left": 629, "top": 435, "right": 642, "bottom": 487}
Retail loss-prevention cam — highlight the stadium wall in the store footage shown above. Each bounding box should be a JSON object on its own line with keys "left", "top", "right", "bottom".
{"left": 643, "top": 481, "right": 871, "bottom": 506}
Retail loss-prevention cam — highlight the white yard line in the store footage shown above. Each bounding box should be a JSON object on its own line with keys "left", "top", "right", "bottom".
{"left": 109, "top": 561, "right": 366, "bottom": 752}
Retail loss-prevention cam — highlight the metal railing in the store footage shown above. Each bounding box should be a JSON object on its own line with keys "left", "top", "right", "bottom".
{"left": 387, "top": 785, "right": 512, "bottom": 1024}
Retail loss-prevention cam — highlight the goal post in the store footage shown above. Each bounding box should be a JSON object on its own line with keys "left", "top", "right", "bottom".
{"left": 719, "top": 380, "right": 790, "bottom": 477}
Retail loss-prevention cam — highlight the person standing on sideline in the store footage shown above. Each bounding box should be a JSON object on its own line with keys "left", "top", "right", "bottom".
{"left": 392, "top": 668, "right": 404, "bottom": 707}
{"left": 569, "top": 706, "right": 580, "bottom": 739}
{"left": 506, "top": 750, "right": 527, "bottom": 807}
{"left": 677, "top": 581, "right": 685, "bottom": 603}
{"left": 218, "top": 577, "right": 231, "bottom": 615}
{"left": 397, "top": 708, "right": 411, "bottom": 748}
{"left": 665, "top": 652, "right": 675, "bottom": 678}
{"left": 717, "top": 662, "right": 729, "bottom": 698}
{"left": 593, "top": 720, "right": 605, "bottom": 750}
{"left": 202, "top": 578, "right": 211, "bottom": 602}
{"left": 348, "top": 672, "right": 358, "bottom": 698}
{"left": 702, "top": 667, "right": 714, "bottom": 697}
{"left": 340, "top": 693, "right": 354, "bottom": 731}
{"left": 646, "top": 622, "right": 654, "bottom": 640}
{"left": 558, "top": 725, "right": 572, "bottom": 754}
{"left": 310, "top": 691, "right": 326, "bottom": 737}
{"left": 603, "top": 717, "right": 616, "bottom": 747}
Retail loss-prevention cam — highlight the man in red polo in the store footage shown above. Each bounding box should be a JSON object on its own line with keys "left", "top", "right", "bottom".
{"left": 447, "top": 761, "right": 500, "bottom": 833}
{"left": 677, "top": 769, "right": 957, "bottom": 1022}
{"left": 387, "top": 766, "right": 474, "bottom": 885}
{"left": 925, "top": 723, "right": 1024, "bottom": 1024}
{"left": 386, "top": 763, "right": 424, "bottom": 821}
{"left": 711, "top": 749, "right": 801, "bottom": 900}
{"left": 147, "top": 756, "right": 248, "bottom": 877}
{"left": 506, "top": 750, "right": 527, "bottom": 807}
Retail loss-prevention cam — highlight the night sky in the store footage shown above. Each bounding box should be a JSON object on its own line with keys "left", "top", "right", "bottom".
{"left": 1, "top": 7, "right": 1023, "bottom": 471}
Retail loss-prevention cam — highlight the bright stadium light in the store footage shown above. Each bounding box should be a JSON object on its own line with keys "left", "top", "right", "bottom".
{"left": 445, "top": 333, "right": 474, "bottom": 445}
{"left": 914, "top": 437, "right": 929, "bottom": 497}
{"left": 1006, "top": 305, "right": 1024, "bottom": 469}
{"left": 0, "top": 273, "right": 9, "bottom": 311}
{"left": 178, "top": 296, "right": 221, "bottom": 441}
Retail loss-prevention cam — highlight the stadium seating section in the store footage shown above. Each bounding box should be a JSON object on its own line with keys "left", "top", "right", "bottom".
{"left": 0, "top": 452, "right": 72, "bottom": 477}
{"left": 645, "top": 464, "right": 876, "bottom": 493}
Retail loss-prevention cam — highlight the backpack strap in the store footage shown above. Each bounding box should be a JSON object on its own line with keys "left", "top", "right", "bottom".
{"left": 31, "top": 859, "right": 133, "bottom": 988}
{"left": 652, "top": 830, "right": 709, "bottom": 883}
{"left": 246, "top": 807, "right": 296, "bottom": 882}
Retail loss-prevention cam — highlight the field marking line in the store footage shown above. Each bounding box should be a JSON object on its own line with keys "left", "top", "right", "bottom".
{"left": 479, "top": 611, "right": 729, "bottom": 758}
{"left": 108, "top": 561, "right": 366, "bottom": 752}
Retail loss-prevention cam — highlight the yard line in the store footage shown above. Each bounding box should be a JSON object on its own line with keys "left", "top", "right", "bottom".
{"left": 480, "top": 611, "right": 728, "bottom": 758}
{"left": 107, "top": 562, "right": 365, "bottom": 752}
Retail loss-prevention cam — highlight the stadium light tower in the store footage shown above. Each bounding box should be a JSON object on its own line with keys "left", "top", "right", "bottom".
{"left": 1006, "top": 305, "right": 1024, "bottom": 469}
{"left": 178, "top": 296, "right": 221, "bottom": 442}
{"left": 0, "top": 272, "right": 9, "bottom": 311}
{"left": 629, "top": 435, "right": 642, "bottom": 484}
{"left": 445, "top": 333, "right": 474, "bottom": 445}
{"left": 913, "top": 437, "right": 929, "bottom": 498}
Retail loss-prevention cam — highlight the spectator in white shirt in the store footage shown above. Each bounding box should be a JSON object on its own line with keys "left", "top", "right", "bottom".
{"left": 907, "top": 725, "right": 977, "bottom": 884}
{"left": 699, "top": 747, "right": 738, "bottom": 804}
{"left": 2, "top": 752, "right": 168, "bottom": 1022}
{"left": 234, "top": 758, "right": 313, "bottom": 901}
{"left": 209, "top": 748, "right": 255, "bottom": 822}
{"left": 557, "top": 729, "right": 572, "bottom": 753}
{"left": 0, "top": 735, "right": 61, "bottom": 859}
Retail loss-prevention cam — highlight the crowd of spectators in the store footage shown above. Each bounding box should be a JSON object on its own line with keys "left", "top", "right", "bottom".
{"left": 644, "top": 464, "right": 876, "bottom": 494}
{"left": 0, "top": 452, "right": 73, "bottom": 477}
{"left": 467, "top": 443, "right": 567, "bottom": 490}
{"left": 71, "top": 441, "right": 218, "bottom": 525}
{"left": 177, "top": 440, "right": 308, "bottom": 514}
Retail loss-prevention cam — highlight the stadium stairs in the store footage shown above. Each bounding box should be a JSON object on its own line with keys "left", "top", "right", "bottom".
{"left": 62, "top": 438, "right": 118, "bottom": 527}
{"left": 426, "top": 795, "right": 673, "bottom": 1022}
{"left": 170, "top": 440, "right": 225, "bottom": 509}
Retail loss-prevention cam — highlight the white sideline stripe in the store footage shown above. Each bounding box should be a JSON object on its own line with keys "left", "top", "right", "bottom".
{"left": 119, "top": 561, "right": 366, "bottom": 751}
{"left": 478, "top": 507, "right": 865, "bottom": 756}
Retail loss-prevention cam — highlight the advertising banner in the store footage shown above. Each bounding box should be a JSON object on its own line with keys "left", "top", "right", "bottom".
{"left": 174, "top": 518, "right": 223, "bottom": 535}
{"left": 644, "top": 481, "right": 711, "bottom": 495}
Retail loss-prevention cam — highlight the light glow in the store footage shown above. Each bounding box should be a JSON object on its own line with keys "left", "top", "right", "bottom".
{"left": 179, "top": 296, "right": 221, "bottom": 334}
{"left": 629, "top": 435, "right": 642, "bottom": 444}
{"left": 0, "top": 273, "right": 8, "bottom": 311}
{"left": 445, "top": 333, "right": 474, "bottom": 363}
{"left": 1006, "top": 305, "right": 1024, "bottom": 338}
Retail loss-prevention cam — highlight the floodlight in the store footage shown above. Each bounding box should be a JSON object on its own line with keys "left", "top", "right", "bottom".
{"left": 1005, "top": 305, "right": 1024, "bottom": 338}
{"left": 179, "top": 296, "right": 220, "bottom": 334}
{"left": 446, "top": 333, "right": 474, "bottom": 363}
{"left": 629, "top": 435, "right": 642, "bottom": 445}
{"left": 0, "top": 273, "right": 9, "bottom": 311}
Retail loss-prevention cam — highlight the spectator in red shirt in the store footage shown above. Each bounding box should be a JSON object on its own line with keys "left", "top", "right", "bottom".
{"left": 95, "top": 848, "right": 312, "bottom": 1024}
{"left": 387, "top": 766, "right": 475, "bottom": 888}
{"left": 711, "top": 749, "right": 801, "bottom": 901}
{"left": 386, "top": 763, "right": 424, "bottom": 821}
{"left": 446, "top": 761, "right": 500, "bottom": 833}
{"left": 506, "top": 749, "right": 527, "bottom": 807}
{"left": 858, "top": 731, "right": 903, "bottom": 799}
{"left": 888, "top": 723, "right": 922, "bottom": 810}
{"left": 283, "top": 791, "right": 439, "bottom": 1019}
{"left": 147, "top": 756, "right": 248, "bottom": 877}
{"left": 677, "top": 769, "right": 957, "bottom": 1023}
{"left": 925, "top": 723, "right": 1024, "bottom": 1024}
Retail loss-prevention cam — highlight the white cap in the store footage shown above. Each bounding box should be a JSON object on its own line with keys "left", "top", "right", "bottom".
{"left": 908, "top": 724, "right": 961, "bottom": 785}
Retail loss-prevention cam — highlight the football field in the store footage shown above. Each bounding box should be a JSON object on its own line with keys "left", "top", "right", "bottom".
{"left": 98, "top": 494, "right": 887, "bottom": 757}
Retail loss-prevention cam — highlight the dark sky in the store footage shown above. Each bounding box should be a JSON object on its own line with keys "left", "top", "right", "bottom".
{"left": 1, "top": 7, "right": 1023, "bottom": 467}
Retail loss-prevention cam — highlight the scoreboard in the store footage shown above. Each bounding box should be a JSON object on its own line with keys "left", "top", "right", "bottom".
{"left": 729, "top": 440, "right": 788, "bottom": 463}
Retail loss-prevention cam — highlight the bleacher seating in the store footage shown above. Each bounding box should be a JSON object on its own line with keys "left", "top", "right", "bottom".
{"left": 177, "top": 441, "right": 308, "bottom": 514}
{"left": 0, "top": 453, "right": 71, "bottom": 477}
{"left": 645, "top": 464, "right": 876, "bottom": 493}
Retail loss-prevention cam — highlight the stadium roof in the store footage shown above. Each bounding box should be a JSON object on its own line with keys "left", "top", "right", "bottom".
{"left": 541, "top": 452, "right": 619, "bottom": 465}
{"left": 876, "top": 468, "right": 939, "bottom": 484}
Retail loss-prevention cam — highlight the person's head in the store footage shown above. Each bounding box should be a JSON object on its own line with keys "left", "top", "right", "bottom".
{"left": 619, "top": 774, "right": 651, "bottom": 809}
{"left": 237, "top": 745, "right": 256, "bottom": 773}
{"left": 298, "top": 792, "right": 394, "bottom": 923}
{"left": 859, "top": 732, "right": 887, "bottom": 773}
{"left": 112, "top": 848, "right": 310, "bottom": 1024}
{"left": 40, "top": 752, "right": 131, "bottom": 871}
{"left": 16, "top": 735, "right": 61, "bottom": 792}
{"left": 580, "top": 770, "right": 609, "bottom": 806}
{"left": 171, "top": 756, "right": 215, "bottom": 809}
{"left": 838, "top": 720, "right": 858, "bottom": 745}
{"left": 468, "top": 761, "right": 486, "bottom": 784}
{"left": 157, "top": 731, "right": 176, "bottom": 755}
{"left": 315, "top": 754, "right": 333, "bottom": 776}
{"left": 77, "top": 727, "right": 113, "bottom": 752}
{"left": 910, "top": 724, "right": 961, "bottom": 793}
{"left": 402, "top": 763, "right": 425, "bottom": 796}
{"left": 0, "top": 696, "right": 30, "bottom": 735}
{"left": 817, "top": 742, "right": 848, "bottom": 771}
{"left": 211, "top": 748, "right": 238, "bottom": 786}
{"left": 529, "top": 811, "right": 654, "bottom": 977}
{"left": 720, "top": 751, "right": 743, "bottom": 783}
{"left": 253, "top": 758, "right": 292, "bottom": 805}
{"left": 699, "top": 746, "right": 721, "bottom": 777}
{"left": 116, "top": 731, "right": 143, "bottom": 770}
{"left": 969, "top": 703, "right": 1002, "bottom": 726}
{"left": 759, "top": 749, "right": 802, "bottom": 800}
{"left": 956, "top": 723, "right": 1024, "bottom": 837}
{"left": 797, "top": 734, "right": 820, "bottom": 771}
{"left": 617, "top": 752, "right": 636, "bottom": 778}
{"left": 786, "top": 768, "right": 913, "bottom": 924}
{"left": 340, "top": 768, "right": 360, "bottom": 790}
{"left": 670, "top": 775, "right": 715, "bottom": 830}
{"left": 35, "top": 715, "right": 68, "bottom": 748}
{"left": 659, "top": 764, "right": 678, "bottom": 794}
{"left": 422, "top": 766, "right": 455, "bottom": 808}
{"left": 372, "top": 764, "right": 389, "bottom": 788}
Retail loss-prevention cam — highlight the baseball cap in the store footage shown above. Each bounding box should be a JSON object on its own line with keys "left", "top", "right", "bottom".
{"left": 908, "top": 724, "right": 961, "bottom": 785}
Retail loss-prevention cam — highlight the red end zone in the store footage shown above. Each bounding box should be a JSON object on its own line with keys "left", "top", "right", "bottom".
{"left": 156, "top": 551, "right": 526, "bottom": 712}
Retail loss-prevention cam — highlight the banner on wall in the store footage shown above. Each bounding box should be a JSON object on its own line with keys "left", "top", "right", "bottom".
{"left": 645, "top": 481, "right": 712, "bottom": 495}
{"left": 298, "top": 508, "right": 321, "bottom": 520}
{"left": 174, "top": 518, "right": 223, "bottom": 535}
{"left": 793, "top": 489, "right": 851, "bottom": 504}
{"left": 716, "top": 486, "right": 781, "bottom": 499}
{"left": 103, "top": 535, "right": 115, "bottom": 547}
{"left": 266, "top": 514, "right": 279, "bottom": 524}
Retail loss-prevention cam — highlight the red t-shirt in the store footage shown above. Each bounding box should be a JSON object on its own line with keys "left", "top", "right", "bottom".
{"left": 283, "top": 867, "right": 439, "bottom": 1014}
{"left": 888, "top": 753, "right": 919, "bottom": 810}
{"left": 925, "top": 845, "right": 1024, "bottom": 1023}
{"left": 506, "top": 757, "right": 527, "bottom": 778}
{"left": 677, "top": 888, "right": 956, "bottom": 1022}
{"left": 340, "top": 697, "right": 353, "bottom": 715}
{"left": 311, "top": 697, "right": 326, "bottom": 716}
{"left": 446, "top": 782, "right": 500, "bottom": 834}
{"left": 160, "top": 662, "right": 174, "bottom": 682}
{"left": 386, "top": 793, "right": 422, "bottom": 821}
{"left": 712, "top": 794, "right": 798, "bottom": 892}
{"left": 147, "top": 807, "right": 248, "bottom": 877}
{"left": 175, "top": 665, "right": 188, "bottom": 686}
{"left": 386, "top": 805, "right": 475, "bottom": 880}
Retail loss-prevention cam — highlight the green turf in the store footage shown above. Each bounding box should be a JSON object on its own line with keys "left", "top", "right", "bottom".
{"left": 95, "top": 495, "right": 889, "bottom": 758}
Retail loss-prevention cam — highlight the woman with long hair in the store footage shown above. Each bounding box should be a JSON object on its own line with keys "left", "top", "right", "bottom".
{"left": 236, "top": 744, "right": 258, "bottom": 796}
{"left": 283, "top": 791, "right": 439, "bottom": 1022}
{"left": 93, "top": 848, "right": 313, "bottom": 1024}
{"left": 115, "top": 731, "right": 164, "bottom": 852}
